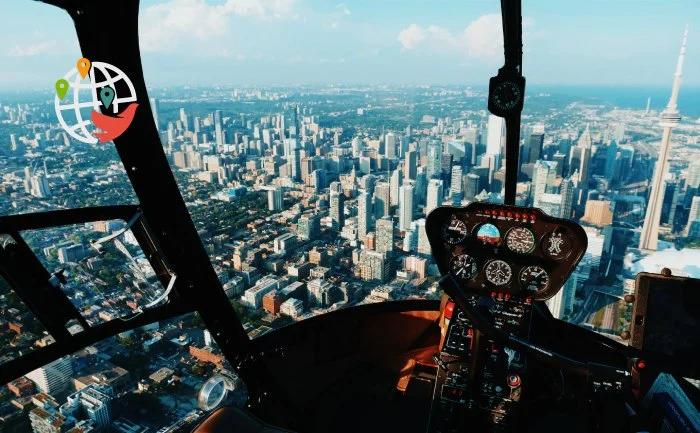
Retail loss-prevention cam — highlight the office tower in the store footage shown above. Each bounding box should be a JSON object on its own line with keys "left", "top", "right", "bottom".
{"left": 149, "top": 97, "right": 160, "bottom": 132}
{"left": 404, "top": 150, "right": 418, "bottom": 180}
{"left": 427, "top": 141, "right": 442, "bottom": 180}
{"left": 527, "top": 133, "right": 544, "bottom": 164}
{"left": 640, "top": 27, "right": 688, "bottom": 251}
{"left": 685, "top": 196, "right": 700, "bottom": 234}
{"left": 180, "top": 108, "right": 189, "bottom": 131}
{"left": 399, "top": 182, "right": 415, "bottom": 231}
{"left": 268, "top": 188, "right": 283, "bottom": 211}
{"left": 486, "top": 115, "right": 505, "bottom": 156}
{"left": 30, "top": 173, "right": 51, "bottom": 198}
{"left": 385, "top": 132, "right": 397, "bottom": 158}
{"left": 581, "top": 200, "right": 614, "bottom": 227}
{"left": 390, "top": 168, "right": 403, "bottom": 207}
{"left": 330, "top": 190, "right": 345, "bottom": 231}
{"left": 426, "top": 179, "right": 444, "bottom": 215}
{"left": 560, "top": 177, "right": 574, "bottom": 220}
{"left": 374, "top": 182, "right": 391, "bottom": 219}
{"left": 298, "top": 212, "right": 321, "bottom": 240}
{"left": 464, "top": 173, "right": 480, "bottom": 200}
{"left": 577, "top": 124, "right": 592, "bottom": 149}
{"left": 687, "top": 158, "right": 700, "bottom": 190}
{"left": 352, "top": 136, "right": 362, "bottom": 157}
{"left": 661, "top": 180, "right": 681, "bottom": 225}
{"left": 415, "top": 219, "right": 431, "bottom": 255}
{"left": 29, "top": 405, "right": 72, "bottom": 433}
{"left": 358, "top": 250, "right": 390, "bottom": 282}
{"left": 604, "top": 140, "right": 619, "bottom": 183}
{"left": 645, "top": 97, "right": 651, "bottom": 115}
{"left": 214, "top": 109, "right": 224, "bottom": 145}
{"left": 546, "top": 275, "right": 577, "bottom": 320}
{"left": 64, "top": 385, "right": 113, "bottom": 430}
{"left": 358, "top": 190, "right": 372, "bottom": 239}
{"left": 450, "top": 165, "right": 463, "bottom": 197}
{"left": 532, "top": 161, "right": 557, "bottom": 207}
{"left": 569, "top": 146, "right": 590, "bottom": 185}
{"left": 25, "top": 356, "right": 73, "bottom": 394}
{"left": 376, "top": 216, "right": 394, "bottom": 254}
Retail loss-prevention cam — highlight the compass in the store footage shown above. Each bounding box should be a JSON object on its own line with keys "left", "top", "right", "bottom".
{"left": 488, "top": 70, "right": 525, "bottom": 117}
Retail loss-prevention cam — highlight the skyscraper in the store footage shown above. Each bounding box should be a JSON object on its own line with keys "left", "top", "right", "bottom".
{"left": 376, "top": 216, "right": 394, "bottom": 254}
{"left": 532, "top": 161, "right": 557, "bottom": 208}
{"left": 640, "top": 27, "right": 688, "bottom": 251}
{"left": 426, "top": 179, "right": 444, "bottom": 215}
{"left": 330, "top": 189, "right": 345, "bottom": 231}
{"left": 268, "top": 188, "right": 283, "bottom": 211}
{"left": 450, "top": 165, "right": 463, "bottom": 197}
{"left": 357, "top": 190, "right": 372, "bottom": 239}
{"left": 399, "top": 182, "right": 415, "bottom": 231}
{"left": 214, "top": 109, "right": 224, "bottom": 146}
{"left": 404, "top": 150, "right": 418, "bottom": 180}
{"left": 426, "top": 141, "right": 442, "bottom": 180}
{"left": 25, "top": 356, "right": 73, "bottom": 394}
{"left": 560, "top": 177, "right": 574, "bottom": 220}
{"left": 390, "top": 168, "right": 403, "bottom": 207}
{"left": 527, "top": 133, "right": 544, "bottom": 164}
{"left": 149, "top": 97, "right": 160, "bottom": 132}
{"left": 385, "top": 132, "right": 397, "bottom": 158}
{"left": 374, "top": 182, "right": 391, "bottom": 219}
{"left": 486, "top": 115, "right": 505, "bottom": 156}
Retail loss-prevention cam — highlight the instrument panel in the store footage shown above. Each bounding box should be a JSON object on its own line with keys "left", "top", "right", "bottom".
{"left": 426, "top": 203, "right": 587, "bottom": 300}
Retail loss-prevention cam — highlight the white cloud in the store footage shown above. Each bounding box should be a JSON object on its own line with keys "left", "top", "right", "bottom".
{"left": 397, "top": 14, "right": 507, "bottom": 59}
{"left": 336, "top": 3, "right": 351, "bottom": 15}
{"left": 397, "top": 24, "right": 427, "bottom": 50}
{"left": 140, "top": 0, "right": 294, "bottom": 52}
{"left": 8, "top": 41, "right": 56, "bottom": 57}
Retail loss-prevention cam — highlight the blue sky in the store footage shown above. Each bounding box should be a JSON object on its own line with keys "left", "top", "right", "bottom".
{"left": 0, "top": 0, "right": 698, "bottom": 90}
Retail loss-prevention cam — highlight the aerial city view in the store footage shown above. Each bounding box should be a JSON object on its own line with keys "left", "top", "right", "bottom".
{"left": 0, "top": 1, "right": 699, "bottom": 432}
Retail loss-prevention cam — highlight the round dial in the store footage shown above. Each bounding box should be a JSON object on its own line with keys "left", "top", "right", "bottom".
{"left": 475, "top": 223, "right": 501, "bottom": 245}
{"left": 484, "top": 259, "right": 512, "bottom": 287}
{"left": 506, "top": 227, "right": 536, "bottom": 254}
{"left": 449, "top": 254, "right": 478, "bottom": 280}
{"left": 491, "top": 81, "right": 522, "bottom": 112}
{"left": 519, "top": 266, "right": 549, "bottom": 292}
{"left": 442, "top": 216, "right": 468, "bottom": 245}
{"left": 542, "top": 230, "right": 572, "bottom": 260}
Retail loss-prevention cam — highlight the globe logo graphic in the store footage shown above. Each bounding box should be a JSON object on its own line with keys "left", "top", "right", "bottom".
{"left": 54, "top": 61, "right": 138, "bottom": 144}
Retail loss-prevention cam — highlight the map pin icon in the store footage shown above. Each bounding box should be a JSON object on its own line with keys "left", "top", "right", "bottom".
{"left": 55, "top": 79, "right": 69, "bottom": 100}
{"left": 99, "top": 86, "right": 115, "bottom": 110}
{"left": 77, "top": 58, "right": 91, "bottom": 79}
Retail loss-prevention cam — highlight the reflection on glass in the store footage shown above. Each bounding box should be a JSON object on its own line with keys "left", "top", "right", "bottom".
{"left": 0, "top": 275, "right": 54, "bottom": 365}
{"left": 21, "top": 220, "right": 167, "bottom": 326}
{"left": 476, "top": 224, "right": 501, "bottom": 245}
{"left": 3, "top": 312, "right": 234, "bottom": 432}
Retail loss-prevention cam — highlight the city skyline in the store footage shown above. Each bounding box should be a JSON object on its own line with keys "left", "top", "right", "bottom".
{"left": 0, "top": 1, "right": 699, "bottom": 89}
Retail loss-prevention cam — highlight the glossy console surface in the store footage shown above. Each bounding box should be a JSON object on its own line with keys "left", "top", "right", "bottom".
{"left": 425, "top": 203, "right": 588, "bottom": 300}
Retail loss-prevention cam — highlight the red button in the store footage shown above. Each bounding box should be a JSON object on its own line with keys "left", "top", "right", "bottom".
{"left": 499, "top": 211, "right": 506, "bottom": 217}
{"left": 504, "top": 293, "right": 511, "bottom": 300}
{"left": 525, "top": 297, "right": 532, "bottom": 304}
{"left": 445, "top": 301, "right": 455, "bottom": 320}
{"left": 636, "top": 360, "right": 646, "bottom": 369}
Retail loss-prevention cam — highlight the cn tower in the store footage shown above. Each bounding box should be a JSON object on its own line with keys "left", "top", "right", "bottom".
{"left": 639, "top": 26, "right": 689, "bottom": 251}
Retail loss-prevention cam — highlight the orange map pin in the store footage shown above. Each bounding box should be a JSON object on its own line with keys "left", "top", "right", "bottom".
{"left": 77, "top": 58, "right": 91, "bottom": 79}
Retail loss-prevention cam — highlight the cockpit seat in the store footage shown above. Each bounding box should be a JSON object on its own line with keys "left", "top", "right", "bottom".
{"left": 192, "top": 406, "right": 296, "bottom": 433}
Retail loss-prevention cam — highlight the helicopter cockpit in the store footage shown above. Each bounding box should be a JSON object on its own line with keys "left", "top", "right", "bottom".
{"left": 0, "top": 0, "right": 699, "bottom": 433}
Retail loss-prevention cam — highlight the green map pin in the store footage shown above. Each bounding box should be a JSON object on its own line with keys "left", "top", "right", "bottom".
{"left": 55, "top": 79, "right": 69, "bottom": 100}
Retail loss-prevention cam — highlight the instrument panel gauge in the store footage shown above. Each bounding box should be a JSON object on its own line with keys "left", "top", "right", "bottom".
{"left": 542, "top": 230, "right": 572, "bottom": 260}
{"left": 519, "top": 266, "right": 549, "bottom": 292}
{"left": 484, "top": 259, "right": 512, "bottom": 287}
{"left": 505, "top": 227, "right": 536, "bottom": 254}
{"left": 442, "top": 216, "right": 468, "bottom": 245}
{"left": 449, "top": 254, "right": 478, "bottom": 281}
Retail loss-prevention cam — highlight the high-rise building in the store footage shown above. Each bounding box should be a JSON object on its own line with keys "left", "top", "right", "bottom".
{"left": 426, "top": 179, "right": 444, "bottom": 215}
{"left": 268, "top": 188, "right": 283, "bottom": 211}
{"left": 298, "top": 212, "right": 321, "bottom": 240}
{"left": 330, "top": 190, "right": 345, "bottom": 231}
{"left": 376, "top": 216, "right": 394, "bottom": 254}
{"left": 426, "top": 141, "right": 442, "bottom": 180}
{"left": 486, "top": 115, "right": 505, "bottom": 156}
{"left": 179, "top": 107, "right": 189, "bottom": 131}
{"left": 374, "top": 182, "right": 391, "bottom": 219}
{"left": 404, "top": 150, "right": 418, "bottom": 180}
{"left": 357, "top": 190, "right": 372, "bottom": 239}
{"left": 214, "top": 109, "right": 224, "bottom": 146}
{"left": 686, "top": 158, "right": 700, "bottom": 190}
{"left": 569, "top": 146, "right": 590, "bottom": 185}
{"left": 464, "top": 173, "right": 480, "bottom": 200}
{"left": 390, "top": 168, "right": 403, "bottom": 207}
{"left": 385, "top": 132, "right": 397, "bottom": 158}
{"left": 450, "top": 165, "right": 463, "bottom": 197}
{"left": 149, "top": 97, "right": 160, "bottom": 132}
{"left": 63, "top": 385, "right": 113, "bottom": 430}
{"left": 358, "top": 250, "right": 390, "bottom": 282}
{"left": 532, "top": 161, "right": 557, "bottom": 207}
{"left": 577, "top": 124, "right": 592, "bottom": 149}
{"left": 527, "top": 133, "right": 544, "bottom": 164}
{"left": 560, "top": 177, "right": 575, "bottom": 220}
{"left": 399, "top": 182, "right": 415, "bottom": 231}
{"left": 352, "top": 136, "right": 362, "bottom": 157}
{"left": 685, "top": 196, "right": 700, "bottom": 234}
{"left": 640, "top": 27, "right": 688, "bottom": 251}
{"left": 25, "top": 356, "right": 73, "bottom": 394}
{"left": 580, "top": 200, "right": 614, "bottom": 227}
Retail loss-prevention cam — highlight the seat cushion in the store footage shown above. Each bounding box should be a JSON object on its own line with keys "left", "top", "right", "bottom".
{"left": 192, "top": 406, "right": 295, "bottom": 433}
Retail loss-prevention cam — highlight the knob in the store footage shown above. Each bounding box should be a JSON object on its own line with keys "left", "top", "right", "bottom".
{"left": 507, "top": 374, "right": 521, "bottom": 388}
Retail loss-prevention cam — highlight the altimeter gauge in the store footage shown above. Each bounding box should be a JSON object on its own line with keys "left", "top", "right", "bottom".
{"left": 450, "top": 254, "right": 478, "bottom": 280}
{"left": 506, "top": 227, "right": 536, "bottom": 254}
{"left": 484, "top": 259, "right": 513, "bottom": 287}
